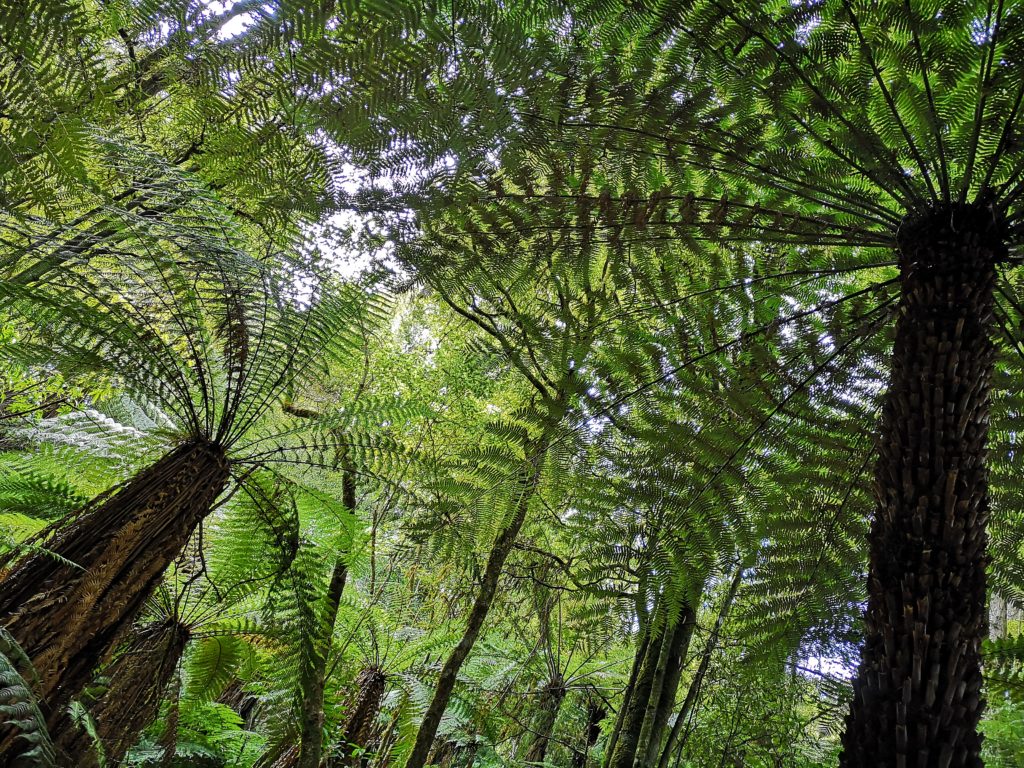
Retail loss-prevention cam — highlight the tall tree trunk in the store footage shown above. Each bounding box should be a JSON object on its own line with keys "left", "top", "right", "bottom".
{"left": 296, "top": 455, "right": 356, "bottom": 768}
{"left": 0, "top": 439, "right": 229, "bottom": 731}
{"left": 637, "top": 606, "right": 696, "bottom": 768}
{"left": 604, "top": 621, "right": 665, "bottom": 768}
{"left": 603, "top": 630, "right": 652, "bottom": 765}
{"left": 658, "top": 568, "right": 742, "bottom": 768}
{"left": 54, "top": 618, "right": 190, "bottom": 767}
{"left": 840, "top": 204, "right": 1005, "bottom": 768}
{"left": 403, "top": 439, "right": 548, "bottom": 768}
{"left": 520, "top": 675, "right": 566, "bottom": 764}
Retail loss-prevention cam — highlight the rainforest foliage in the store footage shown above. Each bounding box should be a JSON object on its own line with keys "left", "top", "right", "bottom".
{"left": 4, "top": 1, "right": 1024, "bottom": 767}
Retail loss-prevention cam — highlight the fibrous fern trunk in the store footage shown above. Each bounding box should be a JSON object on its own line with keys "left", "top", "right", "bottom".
{"left": 840, "top": 204, "right": 1005, "bottom": 768}
{"left": 55, "top": 618, "right": 190, "bottom": 767}
{"left": 0, "top": 440, "right": 229, "bottom": 729}
{"left": 572, "top": 702, "right": 606, "bottom": 768}
{"left": 338, "top": 666, "right": 388, "bottom": 767}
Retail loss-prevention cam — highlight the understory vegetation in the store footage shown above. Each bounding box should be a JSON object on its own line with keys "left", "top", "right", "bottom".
{"left": 3, "top": 1, "right": 1024, "bottom": 767}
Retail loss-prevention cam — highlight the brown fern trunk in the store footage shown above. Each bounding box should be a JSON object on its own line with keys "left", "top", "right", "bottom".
{"left": 55, "top": 618, "right": 190, "bottom": 767}
{"left": 338, "top": 666, "right": 388, "bottom": 766}
{"left": 572, "top": 702, "right": 606, "bottom": 768}
{"left": 0, "top": 439, "right": 229, "bottom": 728}
{"left": 840, "top": 204, "right": 1005, "bottom": 768}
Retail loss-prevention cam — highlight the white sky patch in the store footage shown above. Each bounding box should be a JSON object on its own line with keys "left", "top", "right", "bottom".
{"left": 206, "top": 0, "right": 261, "bottom": 40}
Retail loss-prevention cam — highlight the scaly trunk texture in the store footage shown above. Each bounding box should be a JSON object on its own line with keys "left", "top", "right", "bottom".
{"left": 403, "top": 439, "right": 548, "bottom": 768}
{"left": 637, "top": 606, "right": 695, "bottom": 768}
{"left": 840, "top": 204, "right": 1006, "bottom": 768}
{"left": 520, "top": 675, "right": 566, "bottom": 764}
{"left": 0, "top": 439, "right": 229, "bottom": 729}
{"left": 338, "top": 666, "right": 387, "bottom": 767}
{"left": 54, "top": 618, "right": 190, "bottom": 767}
{"left": 297, "top": 457, "right": 355, "bottom": 768}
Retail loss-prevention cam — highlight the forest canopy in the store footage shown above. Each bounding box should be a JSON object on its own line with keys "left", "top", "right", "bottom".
{"left": 3, "top": 1, "right": 1024, "bottom": 767}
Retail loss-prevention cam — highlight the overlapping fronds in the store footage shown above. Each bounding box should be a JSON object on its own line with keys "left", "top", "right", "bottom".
{"left": 0, "top": 630, "right": 55, "bottom": 768}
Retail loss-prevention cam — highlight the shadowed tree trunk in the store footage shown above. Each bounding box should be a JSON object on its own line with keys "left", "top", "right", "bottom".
{"left": 54, "top": 618, "right": 190, "bottom": 767}
{"left": 573, "top": 701, "right": 607, "bottom": 768}
{"left": 637, "top": 606, "right": 696, "bottom": 768}
{"left": 658, "top": 568, "right": 742, "bottom": 768}
{"left": 0, "top": 439, "right": 230, "bottom": 737}
{"left": 604, "top": 603, "right": 695, "bottom": 768}
{"left": 603, "top": 629, "right": 651, "bottom": 766}
{"left": 403, "top": 437, "right": 549, "bottom": 768}
{"left": 841, "top": 204, "right": 1006, "bottom": 768}
{"left": 604, "top": 621, "right": 663, "bottom": 768}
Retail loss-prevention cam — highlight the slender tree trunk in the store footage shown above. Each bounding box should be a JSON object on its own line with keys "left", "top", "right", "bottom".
{"left": 520, "top": 676, "right": 567, "bottom": 764}
{"left": 0, "top": 439, "right": 229, "bottom": 731}
{"left": 54, "top": 618, "right": 190, "bottom": 767}
{"left": 637, "top": 607, "right": 696, "bottom": 768}
{"left": 296, "top": 457, "right": 356, "bottom": 768}
{"left": 658, "top": 568, "right": 742, "bottom": 768}
{"left": 604, "top": 621, "right": 665, "bottom": 768}
{"left": 403, "top": 439, "right": 548, "bottom": 768}
{"left": 604, "top": 630, "right": 651, "bottom": 766}
{"left": 840, "top": 204, "right": 1006, "bottom": 768}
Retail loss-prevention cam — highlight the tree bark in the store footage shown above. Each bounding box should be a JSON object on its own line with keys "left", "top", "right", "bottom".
{"left": 603, "top": 630, "right": 651, "bottom": 766}
{"left": 604, "top": 621, "right": 665, "bottom": 768}
{"left": 0, "top": 439, "right": 229, "bottom": 730}
{"left": 637, "top": 606, "right": 696, "bottom": 768}
{"left": 658, "top": 568, "right": 742, "bottom": 768}
{"left": 403, "top": 439, "right": 548, "bottom": 768}
{"left": 840, "top": 204, "right": 1006, "bottom": 768}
